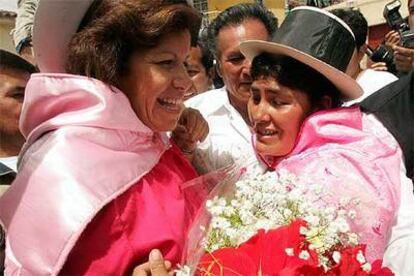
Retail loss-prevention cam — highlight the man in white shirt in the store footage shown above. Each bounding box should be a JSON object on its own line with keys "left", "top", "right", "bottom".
{"left": 186, "top": 3, "right": 278, "bottom": 173}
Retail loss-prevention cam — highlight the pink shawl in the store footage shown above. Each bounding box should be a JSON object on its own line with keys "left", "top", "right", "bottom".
{"left": 0, "top": 74, "right": 172, "bottom": 275}
{"left": 258, "top": 107, "right": 402, "bottom": 261}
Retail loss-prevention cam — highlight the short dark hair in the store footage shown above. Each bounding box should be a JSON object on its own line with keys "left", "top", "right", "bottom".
{"left": 198, "top": 28, "right": 214, "bottom": 73}
{"left": 0, "top": 50, "right": 37, "bottom": 74}
{"left": 207, "top": 3, "right": 278, "bottom": 59}
{"left": 66, "top": 0, "right": 201, "bottom": 87}
{"left": 251, "top": 53, "right": 342, "bottom": 108}
{"left": 331, "top": 8, "right": 368, "bottom": 51}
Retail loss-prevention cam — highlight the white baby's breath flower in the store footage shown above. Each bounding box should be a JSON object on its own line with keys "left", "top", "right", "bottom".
{"left": 305, "top": 215, "right": 320, "bottom": 226}
{"left": 348, "top": 233, "right": 359, "bottom": 245}
{"left": 200, "top": 169, "right": 367, "bottom": 272}
{"left": 299, "top": 226, "right": 308, "bottom": 235}
{"left": 339, "top": 197, "right": 351, "bottom": 206}
{"left": 348, "top": 210, "right": 357, "bottom": 220}
{"left": 361, "top": 262, "right": 372, "bottom": 272}
{"left": 283, "top": 209, "right": 293, "bottom": 218}
{"left": 175, "top": 264, "right": 191, "bottom": 276}
{"left": 299, "top": 250, "right": 310, "bottom": 260}
{"left": 332, "top": 251, "right": 341, "bottom": 264}
{"left": 285, "top": 248, "right": 294, "bottom": 256}
{"left": 334, "top": 217, "right": 350, "bottom": 233}
{"left": 356, "top": 250, "right": 366, "bottom": 264}
{"left": 337, "top": 209, "right": 347, "bottom": 216}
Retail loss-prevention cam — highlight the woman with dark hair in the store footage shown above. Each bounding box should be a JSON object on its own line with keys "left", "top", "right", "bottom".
{"left": 0, "top": 0, "right": 209, "bottom": 275}
{"left": 241, "top": 7, "right": 414, "bottom": 274}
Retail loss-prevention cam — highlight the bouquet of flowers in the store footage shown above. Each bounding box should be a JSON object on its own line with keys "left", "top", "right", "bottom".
{"left": 178, "top": 167, "right": 393, "bottom": 275}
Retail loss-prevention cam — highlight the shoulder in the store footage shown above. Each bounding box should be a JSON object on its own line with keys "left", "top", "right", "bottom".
{"left": 357, "top": 69, "right": 398, "bottom": 96}
{"left": 185, "top": 87, "right": 228, "bottom": 117}
{"left": 361, "top": 69, "right": 398, "bottom": 81}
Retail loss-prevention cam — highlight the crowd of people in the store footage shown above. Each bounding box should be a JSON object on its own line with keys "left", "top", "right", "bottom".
{"left": 0, "top": 0, "right": 413, "bottom": 275}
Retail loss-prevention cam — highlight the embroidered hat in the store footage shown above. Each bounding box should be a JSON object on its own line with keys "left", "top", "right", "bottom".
{"left": 240, "top": 6, "right": 363, "bottom": 100}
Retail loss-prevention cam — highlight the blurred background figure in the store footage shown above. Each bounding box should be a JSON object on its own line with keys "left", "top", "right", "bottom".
{"left": 184, "top": 30, "right": 214, "bottom": 100}
{"left": 379, "top": 0, "right": 414, "bottom": 73}
{"left": 0, "top": 49, "right": 36, "bottom": 272}
{"left": 11, "top": 0, "right": 37, "bottom": 65}
{"left": 331, "top": 8, "right": 398, "bottom": 105}
{"left": 0, "top": 49, "right": 36, "bottom": 191}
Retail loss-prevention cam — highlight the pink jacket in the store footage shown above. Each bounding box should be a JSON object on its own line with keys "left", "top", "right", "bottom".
{"left": 0, "top": 74, "right": 201, "bottom": 275}
{"left": 258, "top": 107, "right": 402, "bottom": 262}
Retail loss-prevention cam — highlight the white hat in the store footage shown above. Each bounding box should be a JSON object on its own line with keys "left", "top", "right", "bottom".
{"left": 33, "top": 0, "right": 95, "bottom": 73}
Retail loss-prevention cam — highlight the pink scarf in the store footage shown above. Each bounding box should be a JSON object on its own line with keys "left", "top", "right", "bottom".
{"left": 257, "top": 107, "right": 401, "bottom": 261}
{"left": 0, "top": 74, "right": 171, "bottom": 275}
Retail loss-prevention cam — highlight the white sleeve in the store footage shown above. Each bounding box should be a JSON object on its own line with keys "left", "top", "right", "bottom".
{"left": 383, "top": 161, "right": 414, "bottom": 275}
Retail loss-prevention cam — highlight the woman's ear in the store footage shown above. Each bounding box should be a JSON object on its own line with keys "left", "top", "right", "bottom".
{"left": 216, "top": 61, "right": 223, "bottom": 78}
{"left": 313, "top": 95, "right": 333, "bottom": 112}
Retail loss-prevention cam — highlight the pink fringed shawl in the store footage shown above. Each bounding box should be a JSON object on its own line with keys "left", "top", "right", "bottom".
{"left": 0, "top": 74, "right": 190, "bottom": 275}
{"left": 258, "top": 107, "right": 401, "bottom": 262}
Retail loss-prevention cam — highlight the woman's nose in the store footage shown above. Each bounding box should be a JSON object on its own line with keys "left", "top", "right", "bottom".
{"left": 173, "top": 64, "right": 192, "bottom": 92}
{"left": 251, "top": 103, "right": 269, "bottom": 123}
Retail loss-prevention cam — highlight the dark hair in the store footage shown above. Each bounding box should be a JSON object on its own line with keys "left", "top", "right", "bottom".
{"left": 0, "top": 50, "right": 37, "bottom": 74}
{"left": 65, "top": 0, "right": 201, "bottom": 87}
{"left": 198, "top": 28, "right": 214, "bottom": 73}
{"left": 331, "top": 9, "right": 367, "bottom": 51}
{"left": 251, "top": 53, "right": 342, "bottom": 108}
{"left": 207, "top": 3, "right": 278, "bottom": 59}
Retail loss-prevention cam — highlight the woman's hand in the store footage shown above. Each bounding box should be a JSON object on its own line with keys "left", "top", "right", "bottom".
{"left": 172, "top": 107, "right": 209, "bottom": 159}
{"left": 132, "top": 249, "right": 174, "bottom": 276}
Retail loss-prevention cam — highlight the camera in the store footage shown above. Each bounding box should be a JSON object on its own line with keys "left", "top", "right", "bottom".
{"left": 367, "top": 0, "right": 414, "bottom": 73}
{"left": 366, "top": 45, "right": 397, "bottom": 73}
{"left": 383, "top": 0, "right": 414, "bottom": 48}
{"left": 383, "top": 0, "right": 410, "bottom": 33}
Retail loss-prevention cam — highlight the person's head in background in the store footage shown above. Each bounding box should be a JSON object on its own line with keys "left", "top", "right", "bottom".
{"left": 331, "top": 8, "right": 368, "bottom": 80}
{"left": 64, "top": 0, "right": 200, "bottom": 132}
{"left": 0, "top": 50, "right": 37, "bottom": 156}
{"left": 184, "top": 29, "right": 214, "bottom": 100}
{"left": 207, "top": 3, "right": 277, "bottom": 124}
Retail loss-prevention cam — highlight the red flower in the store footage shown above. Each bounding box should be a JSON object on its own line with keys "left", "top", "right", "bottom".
{"left": 196, "top": 219, "right": 319, "bottom": 275}
{"left": 196, "top": 219, "right": 394, "bottom": 276}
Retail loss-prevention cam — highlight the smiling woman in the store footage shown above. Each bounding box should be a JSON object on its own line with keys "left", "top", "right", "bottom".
{"left": 118, "top": 31, "right": 192, "bottom": 131}
{"left": 0, "top": 0, "right": 206, "bottom": 275}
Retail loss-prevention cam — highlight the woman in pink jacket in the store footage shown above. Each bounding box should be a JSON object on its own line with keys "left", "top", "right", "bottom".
{"left": 241, "top": 7, "right": 414, "bottom": 274}
{"left": 0, "top": 0, "right": 209, "bottom": 275}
